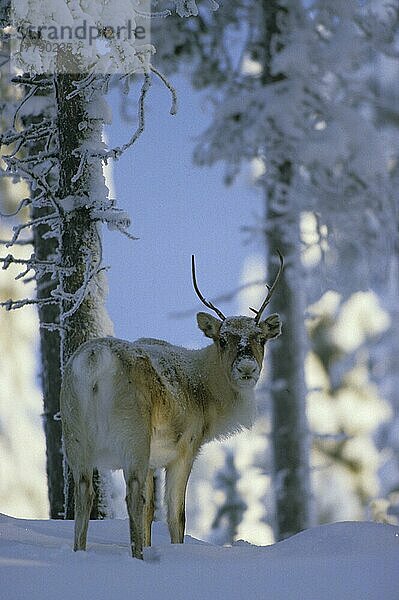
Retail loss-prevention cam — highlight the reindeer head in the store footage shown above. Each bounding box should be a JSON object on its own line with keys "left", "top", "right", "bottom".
{"left": 192, "top": 253, "right": 283, "bottom": 390}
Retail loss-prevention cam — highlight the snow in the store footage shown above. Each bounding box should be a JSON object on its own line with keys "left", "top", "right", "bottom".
{"left": 10, "top": 0, "right": 154, "bottom": 75}
{"left": 1, "top": 514, "right": 398, "bottom": 600}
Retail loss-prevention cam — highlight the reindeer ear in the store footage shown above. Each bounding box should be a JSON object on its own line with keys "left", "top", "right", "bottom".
{"left": 259, "top": 313, "right": 281, "bottom": 340}
{"left": 197, "top": 312, "right": 222, "bottom": 340}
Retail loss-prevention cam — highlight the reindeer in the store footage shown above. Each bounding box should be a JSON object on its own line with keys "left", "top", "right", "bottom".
{"left": 60, "top": 253, "right": 283, "bottom": 559}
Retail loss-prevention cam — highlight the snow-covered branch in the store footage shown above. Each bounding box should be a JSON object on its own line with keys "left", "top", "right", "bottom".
{"left": 7, "top": 213, "right": 58, "bottom": 247}
{"left": 0, "top": 296, "right": 59, "bottom": 311}
{"left": 149, "top": 65, "right": 178, "bottom": 115}
{"left": 0, "top": 0, "right": 210, "bottom": 331}
{"left": 0, "top": 119, "right": 55, "bottom": 146}
{"left": 0, "top": 197, "right": 31, "bottom": 217}
{"left": 0, "top": 253, "right": 74, "bottom": 281}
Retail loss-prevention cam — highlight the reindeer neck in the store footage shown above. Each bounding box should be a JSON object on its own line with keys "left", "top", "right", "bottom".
{"left": 192, "top": 344, "right": 256, "bottom": 440}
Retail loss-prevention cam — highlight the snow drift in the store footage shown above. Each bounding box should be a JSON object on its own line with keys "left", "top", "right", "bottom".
{"left": 0, "top": 514, "right": 398, "bottom": 600}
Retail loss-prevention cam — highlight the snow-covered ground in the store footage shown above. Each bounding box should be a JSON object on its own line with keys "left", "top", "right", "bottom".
{"left": 1, "top": 514, "right": 398, "bottom": 600}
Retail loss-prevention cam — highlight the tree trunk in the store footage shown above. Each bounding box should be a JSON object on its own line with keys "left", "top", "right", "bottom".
{"left": 261, "top": 0, "right": 311, "bottom": 540}
{"left": 265, "top": 181, "right": 311, "bottom": 540}
{"left": 55, "top": 52, "right": 113, "bottom": 519}
{"left": 33, "top": 208, "right": 64, "bottom": 518}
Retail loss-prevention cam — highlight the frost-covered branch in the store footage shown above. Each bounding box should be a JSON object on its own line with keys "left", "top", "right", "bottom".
{"left": 0, "top": 296, "right": 59, "bottom": 311}
{"left": 93, "top": 69, "right": 152, "bottom": 161}
{"left": 11, "top": 76, "right": 54, "bottom": 88}
{"left": 13, "top": 84, "right": 38, "bottom": 128}
{"left": 86, "top": 63, "right": 177, "bottom": 164}
{"left": 0, "top": 197, "right": 31, "bottom": 217}
{"left": 59, "top": 249, "right": 104, "bottom": 321}
{"left": 0, "top": 2, "right": 210, "bottom": 325}
{"left": 0, "top": 119, "right": 55, "bottom": 146}
{"left": 0, "top": 253, "right": 74, "bottom": 281}
{"left": 65, "top": 72, "right": 98, "bottom": 100}
{"left": 149, "top": 65, "right": 178, "bottom": 115}
{"left": 7, "top": 213, "right": 58, "bottom": 247}
{"left": 0, "top": 238, "right": 33, "bottom": 246}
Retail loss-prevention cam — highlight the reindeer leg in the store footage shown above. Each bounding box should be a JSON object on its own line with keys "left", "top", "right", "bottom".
{"left": 124, "top": 467, "right": 147, "bottom": 559}
{"left": 165, "top": 454, "right": 194, "bottom": 544}
{"left": 74, "top": 470, "right": 94, "bottom": 551}
{"left": 143, "top": 468, "right": 155, "bottom": 547}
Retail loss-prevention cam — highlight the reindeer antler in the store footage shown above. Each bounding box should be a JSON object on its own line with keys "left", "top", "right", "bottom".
{"left": 191, "top": 255, "right": 226, "bottom": 321}
{"left": 250, "top": 250, "right": 284, "bottom": 324}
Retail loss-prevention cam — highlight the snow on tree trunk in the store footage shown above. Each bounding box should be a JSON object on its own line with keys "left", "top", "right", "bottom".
{"left": 55, "top": 65, "right": 113, "bottom": 361}
{"left": 54, "top": 52, "right": 113, "bottom": 518}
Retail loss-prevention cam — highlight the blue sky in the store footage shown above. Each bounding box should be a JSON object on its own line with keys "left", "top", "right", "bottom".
{"left": 103, "top": 74, "right": 264, "bottom": 348}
